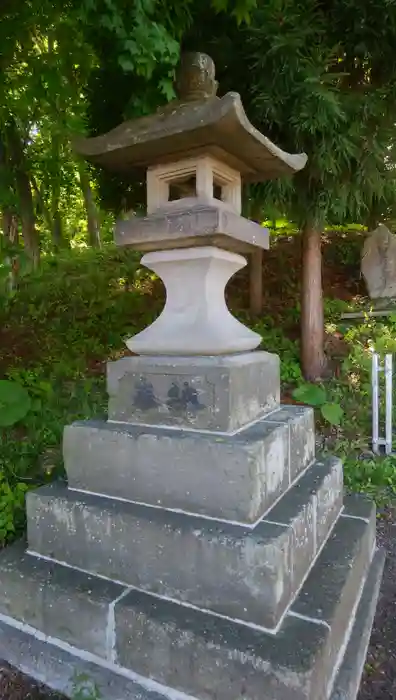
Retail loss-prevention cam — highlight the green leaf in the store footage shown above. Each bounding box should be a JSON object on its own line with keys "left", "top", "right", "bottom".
{"left": 211, "top": 0, "right": 229, "bottom": 12}
{"left": 118, "top": 55, "right": 136, "bottom": 73}
{"left": 292, "top": 383, "right": 327, "bottom": 406}
{"left": 158, "top": 77, "right": 175, "bottom": 102}
{"left": 232, "top": 0, "right": 256, "bottom": 25}
{"left": 320, "top": 402, "right": 344, "bottom": 426}
{"left": 0, "top": 380, "right": 31, "bottom": 427}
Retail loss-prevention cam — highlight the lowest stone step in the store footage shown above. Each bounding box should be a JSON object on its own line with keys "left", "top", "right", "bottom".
{"left": 0, "top": 496, "right": 382, "bottom": 700}
{"left": 63, "top": 405, "right": 315, "bottom": 523}
{"left": 27, "top": 456, "right": 343, "bottom": 629}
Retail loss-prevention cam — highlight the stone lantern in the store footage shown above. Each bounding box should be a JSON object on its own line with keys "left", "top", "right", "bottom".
{"left": 74, "top": 51, "right": 307, "bottom": 356}
{"left": 0, "top": 53, "right": 383, "bottom": 700}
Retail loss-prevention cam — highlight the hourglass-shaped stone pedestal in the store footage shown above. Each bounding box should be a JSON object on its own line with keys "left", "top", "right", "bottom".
{"left": 127, "top": 246, "right": 261, "bottom": 355}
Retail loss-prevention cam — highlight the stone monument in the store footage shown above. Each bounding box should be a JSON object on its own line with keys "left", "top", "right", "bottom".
{"left": 362, "top": 223, "right": 396, "bottom": 300}
{"left": 0, "top": 53, "right": 384, "bottom": 700}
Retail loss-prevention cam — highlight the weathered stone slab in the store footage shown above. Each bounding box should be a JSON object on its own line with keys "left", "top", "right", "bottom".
{"left": 291, "top": 500, "right": 375, "bottom": 622}
{"left": 115, "top": 201, "right": 269, "bottom": 253}
{"left": 0, "top": 619, "right": 175, "bottom": 700}
{"left": 63, "top": 409, "right": 313, "bottom": 522}
{"left": 27, "top": 457, "right": 341, "bottom": 629}
{"left": 116, "top": 590, "right": 326, "bottom": 700}
{"left": 290, "top": 501, "right": 376, "bottom": 694}
{"left": 114, "top": 504, "right": 376, "bottom": 700}
{"left": 361, "top": 223, "right": 396, "bottom": 299}
{"left": 0, "top": 539, "right": 383, "bottom": 700}
{"left": 262, "top": 406, "right": 315, "bottom": 481}
{"left": 341, "top": 492, "right": 375, "bottom": 522}
{"left": 330, "top": 548, "right": 385, "bottom": 700}
{"left": 0, "top": 544, "right": 126, "bottom": 659}
{"left": 28, "top": 484, "right": 290, "bottom": 629}
{"left": 266, "top": 456, "right": 343, "bottom": 589}
{"left": 107, "top": 352, "right": 280, "bottom": 433}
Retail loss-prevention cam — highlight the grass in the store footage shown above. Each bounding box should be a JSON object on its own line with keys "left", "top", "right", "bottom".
{"left": 0, "top": 246, "right": 160, "bottom": 540}
{"left": 1, "top": 230, "right": 396, "bottom": 541}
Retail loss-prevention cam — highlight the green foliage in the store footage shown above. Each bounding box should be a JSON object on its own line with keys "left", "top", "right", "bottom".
{"left": 0, "top": 245, "right": 160, "bottom": 543}
{"left": 246, "top": 0, "right": 396, "bottom": 225}
{"left": 185, "top": 1, "right": 396, "bottom": 228}
{"left": 293, "top": 384, "right": 326, "bottom": 407}
{"left": 72, "top": 673, "right": 102, "bottom": 700}
{"left": 320, "top": 402, "right": 344, "bottom": 427}
{"left": 0, "top": 474, "right": 28, "bottom": 545}
{"left": 2, "top": 0, "right": 396, "bottom": 255}
{"left": 252, "top": 320, "right": 302, "bottom": 382}
{"left": 0, "top": 380, "right": 31, "bottom": 427}
{"left": 323, "top": 230, "right": 364, "bottom": 269}
{"left": 212, "top": 0, "right": 256, "bottom": 24}
{"left": 318, "top": 309, "right": 396, "bottom": 499}
{"left": 0, "top": 0, "right": 261, "bottom": 239}
{"left": 333, "top": 445, "right": 396, "bottom": 503}
{"left": 292, "top": 383, "right": 344, "bottom": 425}
{"left": 0, "top": 246, "right": 154, "bottom": 375}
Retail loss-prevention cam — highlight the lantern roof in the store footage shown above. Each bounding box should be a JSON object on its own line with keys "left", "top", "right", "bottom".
{"left": 74, "top": 52, "right": 307, "bottom": 182}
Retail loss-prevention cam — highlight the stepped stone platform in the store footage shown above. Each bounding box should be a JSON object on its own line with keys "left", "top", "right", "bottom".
{"left": 0, "top": 351, "right": 384, "bottom": 700}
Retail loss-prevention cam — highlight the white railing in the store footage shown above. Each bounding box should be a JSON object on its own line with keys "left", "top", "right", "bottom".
{"left": 372, "top": 353, "right": 393, "bottom": 455}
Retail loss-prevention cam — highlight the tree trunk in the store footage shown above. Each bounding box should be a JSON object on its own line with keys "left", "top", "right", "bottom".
{"left": 1, "top": 209, "right": 17, "bottom": 242}
{"left": 51, "top": 173, "right": 67, "bottom": 250}
{"left": 249, "top": 249, "right": 263, "bottom": 316}
{"left": 52, "top": 208, "right": 64, "bottom": 249}
{"left": 1, "top": 210, "right": 19, "bottom": 291}
{"left": 301, "top": 222, "right": 326, "bottom": 381}
{"left": 0, "top": 129, "right": 20, "bottom": 290}
{"left": 78, "top": 161, "right": 101, "bottom": 248}
{"left": 0, "top": 134, "right": 18, "bottom": 246}
{"left": 31, "top": 175, "right": 52, "bottom": 232}
{"left": 5, "top": 119, "right": 40, "bottom": 267}
{"left": 17, "top": 173, "right": 39, "bottom": 266}
{"left": 50, "top": 132, "right": 68, "bottom": 250}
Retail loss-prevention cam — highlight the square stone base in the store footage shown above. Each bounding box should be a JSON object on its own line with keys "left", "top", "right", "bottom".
{"left": 107, "top": 352, "right": 280, "bottom": 433}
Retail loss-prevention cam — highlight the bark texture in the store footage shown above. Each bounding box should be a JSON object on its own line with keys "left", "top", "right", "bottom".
{"left": 301, "top": 222, "right": 326, "bottom": 380}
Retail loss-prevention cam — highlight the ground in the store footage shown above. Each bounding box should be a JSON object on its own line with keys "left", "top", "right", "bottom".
{"left": 0, "top": 228, "right": 395, "bottom": 698}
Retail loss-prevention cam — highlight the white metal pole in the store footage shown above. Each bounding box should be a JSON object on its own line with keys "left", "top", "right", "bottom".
{"left": 385, "top": 353, "right": 393, "bottom": 455}
{"left": 372, "top": 353, "right": 380, "bottom": 455}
